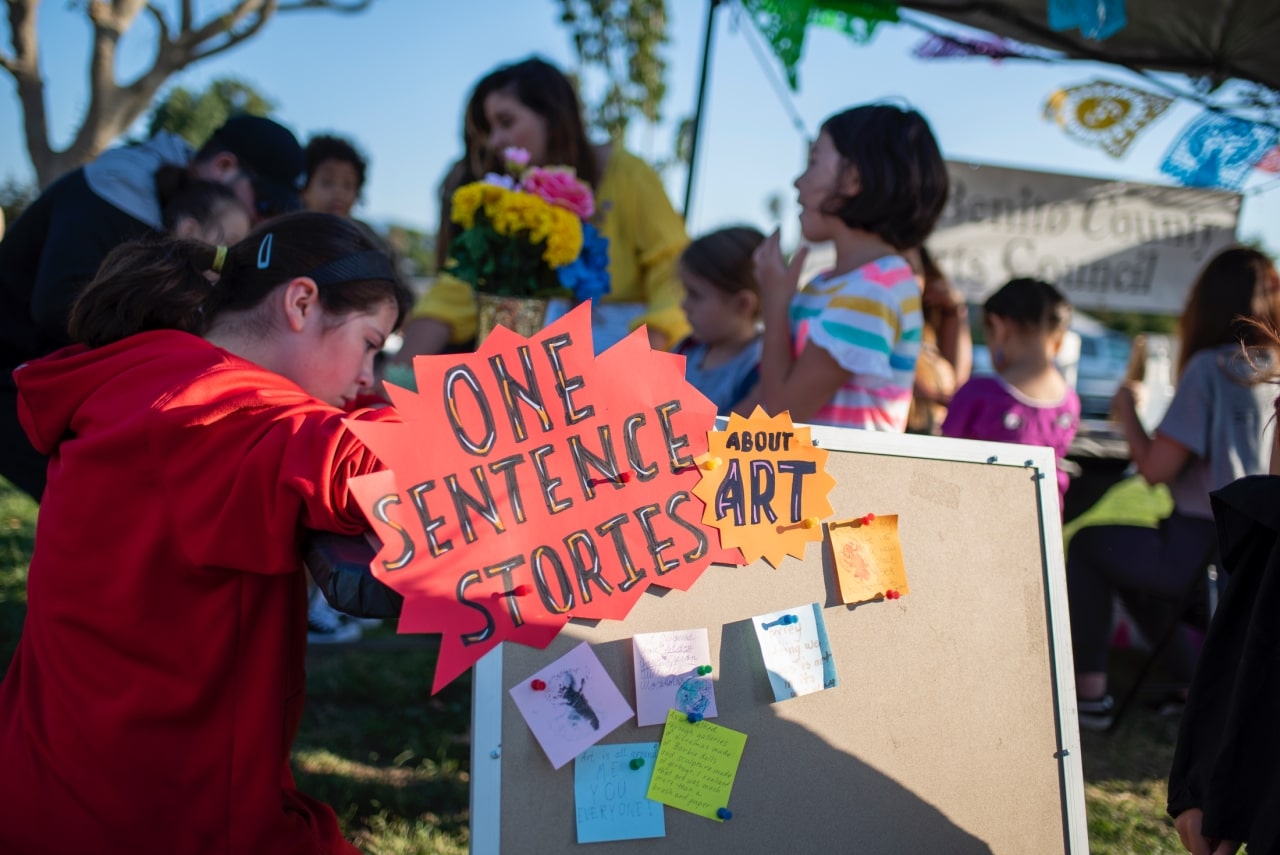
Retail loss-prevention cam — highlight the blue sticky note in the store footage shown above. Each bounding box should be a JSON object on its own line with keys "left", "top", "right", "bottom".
{"left": 752, "top": 603, "right": 838, "bottom": 701}
{"left": 574, "top": 742, "right": 665, "bottom": 843}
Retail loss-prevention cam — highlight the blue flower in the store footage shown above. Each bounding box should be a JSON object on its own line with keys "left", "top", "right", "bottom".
{"left": 557, "top": 222, "right": 611, "bottom": 301}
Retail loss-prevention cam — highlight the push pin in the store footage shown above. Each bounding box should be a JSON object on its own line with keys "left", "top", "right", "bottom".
{"left": 716, "top": 807, "right": 733, "bottom": 821}
{"left": 493, "top": 584, "right": 533, "bottom": 600}
{"left": 696, "top": 665, "right": 713, "bottom": 676}
{"left": 687, "top": 712, "right": 703, "bottom": 723}
{"left": 802, "top": 517, "right": 820, "bottom": 530}
{"left": 701, "top": 457, "right": 722, "bottom": 470}
{"left": 762, "top": 614, "right": 799, "bottom": 630}
{"left": 530, "top": 679, "right": 547, "bottom": 691}
{"left": 884, "top": 589, "right": 900, "bottom": 600}
{"left": 629, "top": 757, "right": 646, "bottom": 770}
{"left": 618, "top": 471, "right": 632, "bottom": 483}
{"left": 861, "top": 513, "right": 876, "bottom": 525}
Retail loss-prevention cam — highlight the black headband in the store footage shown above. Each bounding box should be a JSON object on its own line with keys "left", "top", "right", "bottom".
{"left": 304, "top": 251, "right": 398, "bottom": 287}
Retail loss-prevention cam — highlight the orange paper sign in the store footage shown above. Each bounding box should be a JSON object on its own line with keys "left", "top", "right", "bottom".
{"left": 828, "top": 514, "right": 909, "bottom": 604}
{"left": 346, "top": 304, "right": 741, "bottom": 693}
{"left": 692, "top": 408, "right": 835, "bottom": 567}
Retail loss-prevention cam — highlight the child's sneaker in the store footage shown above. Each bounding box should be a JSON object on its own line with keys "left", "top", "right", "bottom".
{"left": 307, "top": 593, "right": 362, "bottom": 644}
{"left": 1077, "top": 694, "right": 1115, "bottom": 731}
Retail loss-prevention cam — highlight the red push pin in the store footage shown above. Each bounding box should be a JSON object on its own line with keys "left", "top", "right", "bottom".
{"left": 884, "top": 589, "right": 900, "bottom": 600}
{"left": 618, "top": 471, "right": 632, "bottom": 484}
{"left": 861, "top": 513, "right": 876, "bottom": 525}
{"left": 530, "top": 679, "right": 547, "bottom": 691}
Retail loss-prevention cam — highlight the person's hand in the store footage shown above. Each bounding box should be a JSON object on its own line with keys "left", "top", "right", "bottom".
{"left": 1174, "top": 809, "right": 1241, "bottom": 855}
{"left": 752, "top": 229, "right": 809, "bottom": 315}
{"left": 1111, "top": 380, "right": 1146, "bottom": 420}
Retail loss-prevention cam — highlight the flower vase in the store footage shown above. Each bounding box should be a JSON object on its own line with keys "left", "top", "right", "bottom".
{"left": 477, "top": 293, "right": 551, "bottom": 342}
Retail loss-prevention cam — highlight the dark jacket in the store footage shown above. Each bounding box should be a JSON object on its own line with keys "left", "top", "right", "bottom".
{"left": 1167, "top": 475, "right": 1280, "bottom": 851}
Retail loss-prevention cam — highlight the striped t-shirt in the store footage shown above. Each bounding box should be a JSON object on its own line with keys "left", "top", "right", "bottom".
{"left": 789, "top": 255, "right": 922, "bottom": 431}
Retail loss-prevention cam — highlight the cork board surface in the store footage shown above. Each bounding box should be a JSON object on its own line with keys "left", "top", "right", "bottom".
{"left": 483, "top": 441, "right": 1076, "bottom": 854}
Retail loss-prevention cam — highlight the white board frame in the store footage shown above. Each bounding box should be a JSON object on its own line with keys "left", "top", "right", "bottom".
{"left": 470, "top": 426, "right": 1088, "bottom": 854}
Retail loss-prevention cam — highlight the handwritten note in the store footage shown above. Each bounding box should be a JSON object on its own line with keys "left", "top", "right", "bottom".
{"left": 647, "top": 709, "right": 747, "bottom": 821}
{"left": 751, "top": 603, "right": 838, "bottom": 702}
{"left": 574, "top": 742, "right": 665, "bottom": 843}
{"left": 632, "top": 629, "right": 718, "bottom": 726}
{"left": 829, "top": 514, "right": 909, "bottom": 604}
{"left": 509, "top": 642, "right": 634, "bottom": 769}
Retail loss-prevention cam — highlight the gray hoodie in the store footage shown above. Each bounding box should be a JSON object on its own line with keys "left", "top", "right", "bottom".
{"left": 82, "top": 132, "right": 194, "bottom": 230}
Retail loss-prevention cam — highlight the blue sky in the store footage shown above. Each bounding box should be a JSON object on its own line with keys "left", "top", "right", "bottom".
{"left": 3, "top": 1, "right": 1278, "bottom": 254}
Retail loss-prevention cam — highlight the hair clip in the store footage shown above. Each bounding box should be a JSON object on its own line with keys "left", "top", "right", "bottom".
{"left": 257, "top": 233, "right": 274, "bottom": 270}
{"left": 211, "top": 245, "right": 228, "bottom": 274}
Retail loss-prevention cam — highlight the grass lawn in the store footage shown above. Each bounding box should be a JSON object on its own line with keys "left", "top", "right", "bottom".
{"left": 0, "top": 475, "right": 1186, "bottom": 853}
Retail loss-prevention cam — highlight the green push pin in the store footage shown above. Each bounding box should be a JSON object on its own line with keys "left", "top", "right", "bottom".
{"left": 696, "top": 665, "right": 713, "bottom": 676}
{"left": 629, "top": 757, "right": 645, "bottom": 770}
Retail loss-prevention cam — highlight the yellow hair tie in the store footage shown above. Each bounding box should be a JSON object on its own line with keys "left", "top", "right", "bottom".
{"left": 211, "top": 245, "right": 228, "bottom": 274}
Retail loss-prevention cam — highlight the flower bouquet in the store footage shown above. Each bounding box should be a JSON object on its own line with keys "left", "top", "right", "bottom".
{"left": 447, "top": 147, "right": 610, "bottom": 340}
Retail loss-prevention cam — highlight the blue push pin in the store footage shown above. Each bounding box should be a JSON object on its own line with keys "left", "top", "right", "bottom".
{"left": 762, "top": 614, "right": 799, "bottom": 630}
{"left": 717, "top": 807, "right": 733, "bottom": 821}
{"left": 687, "top": 712, "right": 703, "bottom": 723}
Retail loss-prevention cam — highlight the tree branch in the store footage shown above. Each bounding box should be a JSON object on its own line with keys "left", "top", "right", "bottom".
{"left": 275, "top": 0, "right": 372, "bottom": 12}
{"left": 144, "top": 2, "right": 171, "bottom": 44}
{"left": 186, "top": 0, "right": 277, "bottom": 64}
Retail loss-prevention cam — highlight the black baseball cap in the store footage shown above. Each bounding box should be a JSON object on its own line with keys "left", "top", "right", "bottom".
{"left": 202, "top": 115, "right": 305, "bottom": 218}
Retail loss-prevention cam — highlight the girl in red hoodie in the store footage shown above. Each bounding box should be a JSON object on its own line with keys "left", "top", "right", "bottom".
{"left": 0, "top": 212, "right": 412, "bottom": 854}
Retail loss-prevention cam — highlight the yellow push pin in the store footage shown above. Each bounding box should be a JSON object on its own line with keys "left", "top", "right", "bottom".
{"left": 701, "top": 456, "right": 722, "bottom": 471}
{"left": 802, "top": 517, "right": 820, "bottom": 530}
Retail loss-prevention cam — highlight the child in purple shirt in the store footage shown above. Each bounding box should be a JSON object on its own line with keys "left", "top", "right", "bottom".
{"left": 942, "top": 278, "right": 1080, "bottom": 511}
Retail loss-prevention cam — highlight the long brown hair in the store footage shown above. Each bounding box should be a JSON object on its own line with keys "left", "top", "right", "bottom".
{"left": 70, "top": 212, "right": 413, "bottom": 348}
{"left": 465, "top": 57, "right": 601, "bottom": 188}
{"left": 1177, "top": 246, "right": 1280, "bottom": 379}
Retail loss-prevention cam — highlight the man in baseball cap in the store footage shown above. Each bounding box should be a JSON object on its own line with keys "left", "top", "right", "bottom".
{"left": 195, "top": 114, "right": 306, "bottom": 221}
{"left": 0, "top": 114, "right": 305, "bottom": 500}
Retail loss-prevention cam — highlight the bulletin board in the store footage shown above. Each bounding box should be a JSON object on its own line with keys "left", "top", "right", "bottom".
{"left": 469, "top": 426, "right": 1088, "bottom": 854}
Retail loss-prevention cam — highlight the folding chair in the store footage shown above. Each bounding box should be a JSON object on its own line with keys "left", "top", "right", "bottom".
{"left": 1105, "top": 559, "right": 1219, "bottom": 734}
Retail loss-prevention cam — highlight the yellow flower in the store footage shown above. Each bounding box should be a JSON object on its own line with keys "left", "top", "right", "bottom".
{"left": 491, "top": 191, "right": 551, "bottom": 237}
{"left": 542, "top": 207, "right": 583, "bottom": 268}
{"left": 450, "top": 182, "right": 508, "bottom": 230}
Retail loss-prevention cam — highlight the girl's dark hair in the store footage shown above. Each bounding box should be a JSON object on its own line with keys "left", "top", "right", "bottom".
{"left": 820, "top": 104, "right": 949, "bottom": 250}
{"left": 1178, "top": 246, "right": 1280, "bottom": 378}
{"left": 69, "top": 212, "right": 413, "bottom": 348}
{"left": 436, "top": 157, "right": 477, "bottom": 270}
{"left": 983, "top": 278, "right": 1072, "bottom": 333}
{"left": 155, "top": 165, "right": 244, "bottom": 233}
{"left": 466, "top": 57, "right": 601, "bottom": 188}
{"left": 305, "top": 134, "right": 368, "bottom": 189}
{"left": 680, "top": 226, "right": 766, "bottom": 296}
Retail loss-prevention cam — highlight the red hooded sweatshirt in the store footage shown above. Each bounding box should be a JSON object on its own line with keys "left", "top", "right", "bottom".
{"left": 0, "top": 330, "right": 397, "bottom": 854}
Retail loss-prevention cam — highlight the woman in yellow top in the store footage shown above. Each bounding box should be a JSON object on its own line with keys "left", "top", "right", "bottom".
{"left": 399, "top": 57, "right": 690, "bottom": 357}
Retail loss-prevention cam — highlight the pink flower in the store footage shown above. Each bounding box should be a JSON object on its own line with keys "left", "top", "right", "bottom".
{"left": 504, "top": 147, "right": 531, "bottom": 170}
{"left": 521, "top": 167, "right": 594, "bottom": 219}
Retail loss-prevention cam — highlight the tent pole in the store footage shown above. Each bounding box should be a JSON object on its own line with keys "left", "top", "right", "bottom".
{"left": 683, "top": 0, "right": 722, "bottom": 221}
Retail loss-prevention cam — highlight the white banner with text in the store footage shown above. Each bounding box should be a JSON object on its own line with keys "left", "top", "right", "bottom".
{"left": 929, "top": 161, "right": 1241, "bottom": 315}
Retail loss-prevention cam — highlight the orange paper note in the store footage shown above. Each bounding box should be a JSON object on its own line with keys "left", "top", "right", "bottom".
{"left": 346, "top": 303, "right": 742, "bottom": 693}
{"left": 692, "top": 408, "right": 835, "bottom": 567}
{"left": 828, "top": 514, "right": 909, "bottom": 604}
